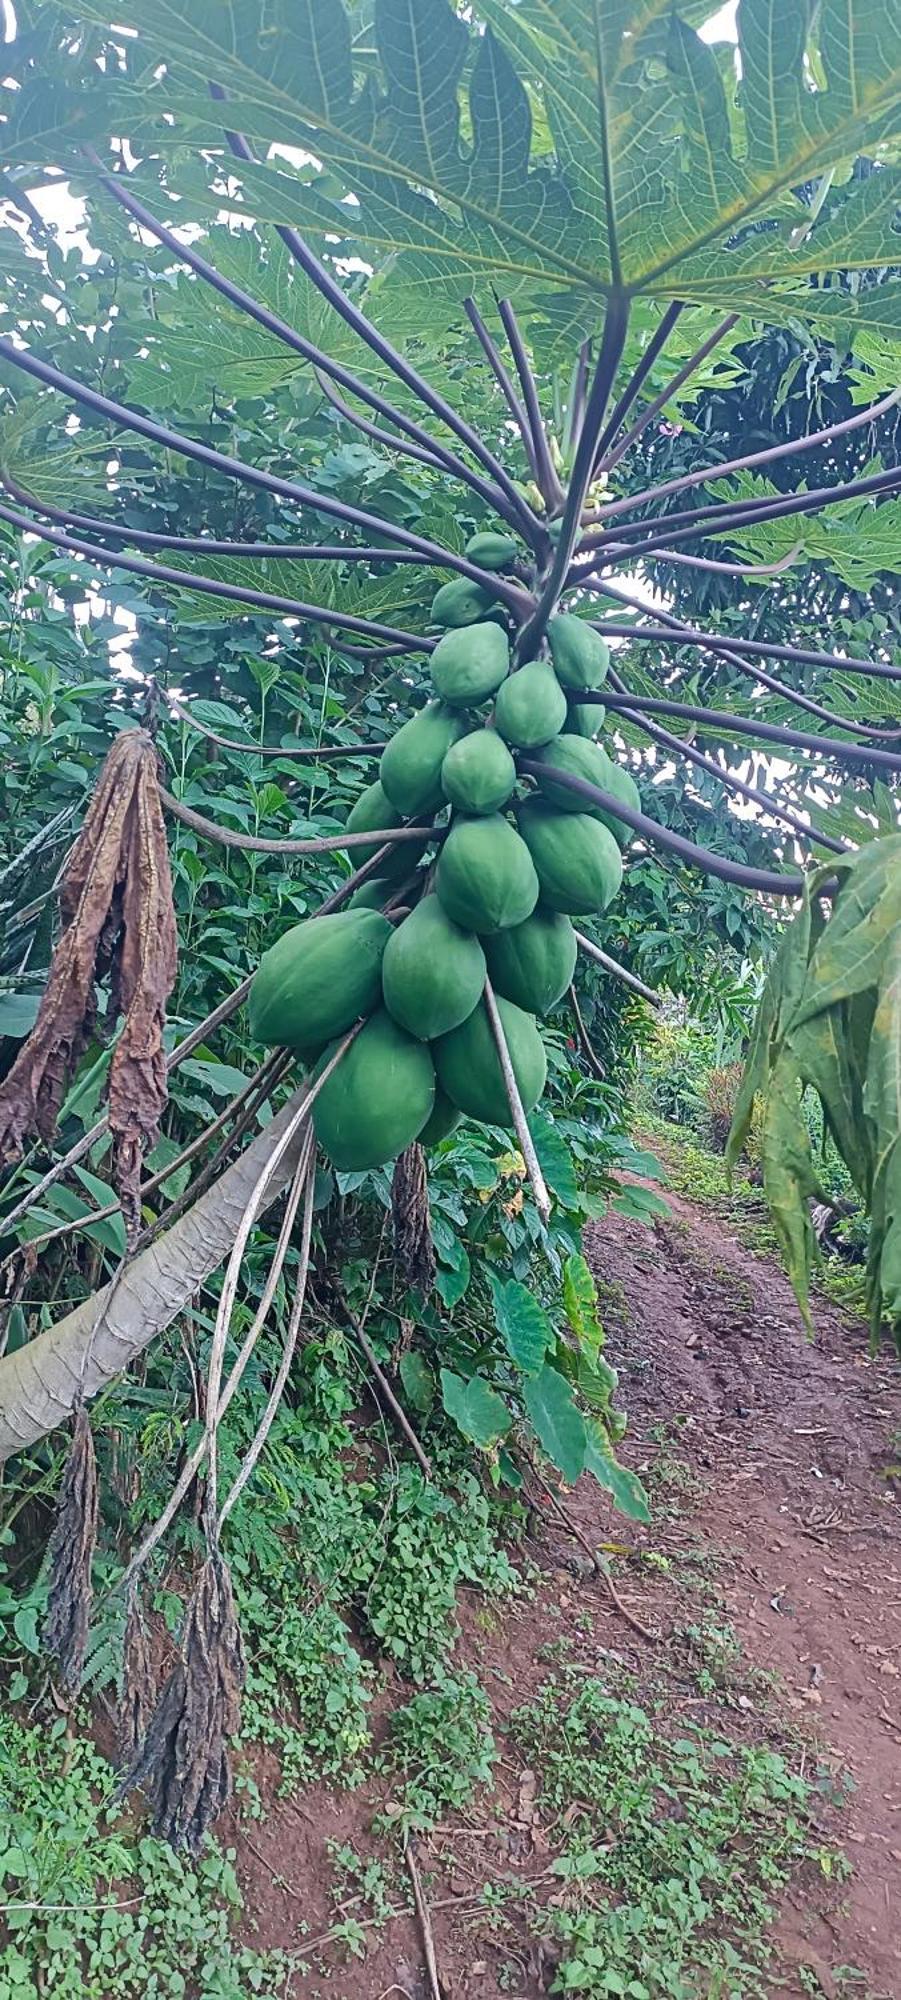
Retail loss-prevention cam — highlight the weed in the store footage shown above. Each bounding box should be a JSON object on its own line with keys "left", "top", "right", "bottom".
{"left": 379, "top": 1670, "right": 496, "bottom": 1832}
{"left": 511, "top": 1671, "right": 833, "bottom": 1999}
{"left": 0, "top": 1712, "right": 296, "bottom": 1999}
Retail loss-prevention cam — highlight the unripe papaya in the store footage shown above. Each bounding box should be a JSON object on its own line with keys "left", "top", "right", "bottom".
{"left": 418, "top": 1086, "right": 461, "bottom": 1147}
{"left": 380, "top": 701, "right": 466, "bottom": 817}
{"left": 494, "top": 662, "right": 567, "bottom": 749}
{"left": 313, "top": 1009, "right": 435, "bottom": 1171}
{"left": 530, "top": 733, "right": 624, "bottom": 816}
{"left": 518, "top": 801, "right": 623, "bottom": 914}
{"left": 484, "top": 908, "right": 577, "bottom": 1015}
{"left": 381, "top": 895, "right": 486, "bottom": 1041}
{"left": 249, "top": 909, "right": 391, "bottom": 1052}
{"left": 435, "top": 814, "right": 538, "bottom": 934}
{"left": 547, "top": 614, "right": 610, "bottom": 691}
{"left": 441, "top": 729, "right": 516, "bottom": 815}
{"left": 344, "top": 779, "right": 431, "bottom": 881}
{"left": 431, "top": 577, "right": 497, "bottom": 627}
{"left": 434, "top": 995, "right": 546, "bottom": 1128}
{"left": 593, "top": 759, "right": 641, "bottom": 847}
{"left": 349, "top": 875, "right": 394, "bottom": 909}
{"left": 567, "top": 701, "right": 605, "bottom": 738}
{"left": 430, "top": 620, "right": 509, "bottom": 707}
{"left": 464, "top": 530, "right": 519, "bottom": 570}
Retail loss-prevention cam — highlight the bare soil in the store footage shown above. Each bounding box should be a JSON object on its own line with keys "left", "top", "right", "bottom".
{"left": 231, "top": 1167, "right": 901, "bottom": 1999}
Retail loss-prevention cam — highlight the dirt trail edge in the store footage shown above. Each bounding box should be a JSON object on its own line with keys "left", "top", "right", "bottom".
{"left": 583, "top": 1178, "right": 901, "bottom": 1996}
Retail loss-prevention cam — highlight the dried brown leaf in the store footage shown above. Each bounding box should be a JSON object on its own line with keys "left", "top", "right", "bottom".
{"left": 0, "top": 730, "right": 177, "bottom": 1245}
{"left": 43, "top": 1402, "right": 98, "bottom": 1693}
{"left": 391, "top": 1142, "right": 436, "bottom": 1295}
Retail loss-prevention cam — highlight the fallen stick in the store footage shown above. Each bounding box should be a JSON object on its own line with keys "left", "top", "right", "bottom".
{"left": 404, "top": 1835, "right": 443, "bottom": 2000}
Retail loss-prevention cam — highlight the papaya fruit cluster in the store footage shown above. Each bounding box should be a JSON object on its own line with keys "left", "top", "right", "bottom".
{"left": 249, "top": 533, "right": 640, "bottom": 1173}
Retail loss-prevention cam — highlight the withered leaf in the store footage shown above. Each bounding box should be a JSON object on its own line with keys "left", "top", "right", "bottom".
{"left": 0, "top": 729, "right": 178, "bottom": 1246}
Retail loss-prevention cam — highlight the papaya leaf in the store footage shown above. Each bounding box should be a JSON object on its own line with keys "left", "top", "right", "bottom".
{"left": 488, "top": 1275, "right": 552, "bottom": 1375}
{"left": 793, "top": 836, "right": 901, "bottom": 1026}
{"left": 583, "top": 1423, "right": 650, "bottom": 1524}
{"left": 18, "top": 0, "right": 901, "bottom": 347}
{"left": 521, "top": 1365, "right": 587, "bottom": 1483}
{"left": 440, "top": 1368, "right": 512, "bottom": 1447}
{"left": 862, "top": 929, "right": 901, "bottom": 1334}
{"left": 761, "top": 1048, "right": 822, "bottom": 1336}
{"left": 726, "top": 894, "right": 813, "bottom": 1168}
{"left": 786, "top": 1005, "right": 872, "bottom": 1199}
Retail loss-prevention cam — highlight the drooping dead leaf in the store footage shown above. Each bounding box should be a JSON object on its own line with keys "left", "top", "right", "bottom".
{"left": 391, "top": 1142, "right": 436, "bottom": 1294}
{"left": 0, "top": 729, "right": 177, "bottom": 1245}
{"left": 43, "top": 1402, "right": 98, "bottom": 1693}
{"left": 117, "top": 1550, "right": 245, "bottom": 1853}
{"left": 119, "top": 1584, "right": 157, "bottom": 1764}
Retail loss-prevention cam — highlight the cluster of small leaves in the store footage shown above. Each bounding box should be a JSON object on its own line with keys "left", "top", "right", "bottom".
{"left": 378, "top": 1670, "right": 496, "bottom": 1831}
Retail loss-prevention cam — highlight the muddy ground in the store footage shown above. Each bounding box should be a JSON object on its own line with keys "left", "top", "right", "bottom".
{"left": 230, "top": 1166, "right": 901, "bottom": 1999}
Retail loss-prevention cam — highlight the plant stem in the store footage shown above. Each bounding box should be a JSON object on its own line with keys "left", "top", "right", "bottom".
{"left": 166, "top": 692, "right": 387, "bottom": 761}
{"left": 483, "top": 980, "right": 551, "bottom": 1223}
{"left": 311, "top": 367, "right": 446, "bottom": 471}
{"left": 593, "top": 301, "right": 683, "bottom": 468}
{"left": 463, "top": 297, "right": 540, "bottom": 485}
{"left": 589, "top": 596, "right": 901, "bottom": 684}
{"left": 600, "top": 312, "right": 739, "bottom": 473}
{"left": 496, "top": 297, "right": 564, "bottom": 508}
{"left": 0, "top": 342, "right": 532, "bottom": 614}
{"left": 573, "top": 932, "right": 662, "bottom": 1003}
{"left": 518, "top": 759, "right": 807, "bottom": 894}
{"left": 159, "top": 788, "right": 440, "bottom": 856}
{"left": 581, "top": 464, "right": 901, "bottom": 562}
{"left": 591, "top": 693, "right": 901, "bottom": 773}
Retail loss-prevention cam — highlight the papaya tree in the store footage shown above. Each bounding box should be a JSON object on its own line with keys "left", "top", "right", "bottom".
{"left": 0, "top": 0, "right": 900, "bottom": 1845}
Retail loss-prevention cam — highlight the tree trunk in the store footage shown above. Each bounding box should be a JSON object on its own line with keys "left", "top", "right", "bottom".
{"left": 0, "top": 1086, "right": 310, "bottom": 1464}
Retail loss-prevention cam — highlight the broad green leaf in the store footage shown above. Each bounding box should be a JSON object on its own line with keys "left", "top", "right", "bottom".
{"left": 583, "top": 1423, "right": 650, "bottom": 1523}
{"left": 440, "top": 1368, "right": 512, "bottom": 1447}
{"left": 726, "top": 896, "right": 813, "bottom": 1167}
{"left": 786, "top": 1005, "right": 872, "bottom": 1199}
{"left": 489, "top": 1275, "right": 552, "bottom": 1374}
{"left": 15, "top": 0, "right": 901, "bottom": 347}
{"left": 862, "top": 928, "right": 901, "bottom": 1331}
{"left": 521, "top": 1365, "right": 587, "bottom": 1483}
{"left": 529, "top": 1113, "right": 579, "bottom": 1207}
{"left": 399, "top": 1351, "right": 436, "bottom": 1416}
{"left": 794, "top": 837, "right": 901, "bottom": 1025}
{"left": 761, "top": 1047, "right": 821, "bottom": 1336}
{"left": 562, "top": 1252, "right": 604, "bottom": 1354}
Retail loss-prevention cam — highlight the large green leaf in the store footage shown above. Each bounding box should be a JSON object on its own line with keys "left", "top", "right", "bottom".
{"left": 521, "top": 1364, "right": 587, "bottom": 1482}
{"left": 583, "top": 1422, "right": 650, "bottom": 1522}
{"left": 9, "top": 0, "right": 901, "bottom": 346}
{"left": 794, "top": 836, "right": 901, "bottom": 1024}
{"left": 440, "top": 1367, "right": 512, "bottom": 1446}
{"left": 760, "top": 1046, "right": 822, "bottom": 1336}
{"left": 488, "top": 1275, "right": 552, "bottom": 1375}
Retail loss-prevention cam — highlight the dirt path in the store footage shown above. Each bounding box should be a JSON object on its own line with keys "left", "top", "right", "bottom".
{"left": 584, "top": 1179, "right": 901, "bottom": 1997}
{"left": 234, "top": 1171, "right": 901, "bottom": 1998}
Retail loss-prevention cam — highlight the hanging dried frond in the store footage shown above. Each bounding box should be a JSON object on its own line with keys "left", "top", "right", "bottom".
{"left": 43, "top": 1402, "right": 98, "bottom": 1693}
{"left": 0, "top": 729, "right": 178, "bottom": 1246}
{"left": 392, "top": 1142, "right": 436, "bottom": 1295}
{"left": 119, "top": 1585, "right": 156, "bottom": 1764}
{"left": 117, "top": 1550, "right": 245, "bottom": 1853}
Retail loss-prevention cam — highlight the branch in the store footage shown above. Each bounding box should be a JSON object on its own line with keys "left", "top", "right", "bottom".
{"left": 0, "top": 1081, "right": 314, "bottom": 1462}
{"left": 210, "top": 111, "right": 542, "bottom": 541}
{"left": 573, "top": 932, "right": 662, "bottom": 1004}
{"left": 637, "top": 542, "right": 805, "bottom": 578}
{"left": 563, "top": 339, "right": 591, "bottom": 458}
{"left": 483, "top": 979, "right": 551, "bottom": 1224}
{"left": 582, "top": 464, "right": 901, "bottom": 562}
{"left": 604, "top": 689, "right": 849, "bottom": 857}
{"left": 597, "top": 383, "right": 901, "bottom": 522}
{"left": 0, "top": 341, "right": 533, "bottom": 616}
{"left": 593, "top": 301, "right": 683, "bottom": 469}
{"left": 568, "top": 982, "right": 606, "bottom": 1079}
{"left": 88, "top": 151, "right": 518, "bottom": 524}
{"left": 518, "top": 758, "right": 808, "bottom": 894}
{"left": 600, "top": 312, "right": 739, "bottom": 474}
{"left": 166, "top": 692, "right": 387, "bottom": 762}
{"left": 311, "top": 367, "right": 446, "bottom": 472}
{"left": 496, "top": 297, "right": 564, "bottom": 509}
{"left": 589, "top": 593, "right": 901, "bottom": 685}
{"left": 159, "top": 787, "right": 440, "bottom": 856}
{"left": 588, "top": 586, "right": 901, "bottom": 742}
{"left": 341, "top": 1297, "right": 433, "bottom": 1479}
{"left": 517, "top": 292, "right": 630, "bottom": 661}
{"left": 592, "top": 692, "right": 901, "bottom": 774}
{"left": 463, "top": 296, "right": 539, "bottom": 483}
{"left": 0, "top": 498, "right": 436, "bottom": 648}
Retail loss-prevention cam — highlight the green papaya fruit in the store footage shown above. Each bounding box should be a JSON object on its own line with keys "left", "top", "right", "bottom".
{"left": 484, "top": 908, "right": 577, "bottom": 1015}
{"left": 530, "top": 733, "right": 625, "bottom": 817}
{"left": 441, "top": 729, "right": 516, "bottom": 815}
{"left": 567, "top": 701, "right": 605, "bottom": 738}
{"left": 593, "top": 759, "right": 641, "bottom": 847}
{"left": 431, "top": 577, "right": 497, "bottom": 627}
{"left": 430, "top": 620, "right": 509, "bottom": 707}
{"left": 379, "top": 701, "right": 466, "bottom": 818}
{"left": 518, "top": 801, "right": 623, "bottom": 915}
{"left": 435, "top": 814, "right": 538, "bottom": 934}
{"left": 249, "top": 909, "right": 391, "bottom": 1052}
{"left": 349, "top": 875, "right": 394, "bottom": 909}
{"left": 434, "top": 995, "right": 547, "bottom": 1128}
{"left": 381, "top": 895, "right": 486, "bottom": 1040}
{"left": 494, "top": 662, "right": 567, "bottom": 749}
{"left": 464, "top": 530, "right": 519, "bottom": 570}
{"left": 418, "top": 1086, "right": 461, "bottom": 1147}
{"left": 313, "top": 1009, "right": 435, "bottom": 1171}
{"left": 344, "top": 779, "right": 431, "bottom": 882}
{"left": 547, "top": 613, "right": 610, "bottom": 691}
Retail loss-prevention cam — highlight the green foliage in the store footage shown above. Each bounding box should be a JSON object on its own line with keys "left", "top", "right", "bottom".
{"left": 380, "top": 1671, "right": 496, "bottom": 1831}
{"left": 512, "top": 1672, "right": 827, "bottom": 1999}
{"left": 0, "top": 1713, "right": 294, "bottom": 1998}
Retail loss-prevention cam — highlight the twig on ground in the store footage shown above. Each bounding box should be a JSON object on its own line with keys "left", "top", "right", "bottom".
{"left": 341, "top": 1297, "right": 432, "bottom": 1479}
{"left": 529, "top": 1455, "right": 662, "bottom": 1644}
{"left": 404, "top": 1835, "right": 443, "bottom": 2000}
